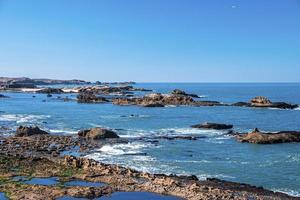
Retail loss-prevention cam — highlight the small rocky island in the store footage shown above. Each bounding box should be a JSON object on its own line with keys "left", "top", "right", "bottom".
{"left": 235, "top": 128, "right": 300, "bottom": 144}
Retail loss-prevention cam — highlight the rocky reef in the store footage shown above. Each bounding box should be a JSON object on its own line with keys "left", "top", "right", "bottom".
{"left": 77, "top": 93, "right": 109, "bottom": 103}
{"left": 191, "top": 122, "right": 233, "bottom": 130}
{"left": 236, "top": 128, "right": 300, "bottom": 144}
{"left": 113, "top": 92, "right": 223, "bottom": 107}
{"left": 233, "top": 96, "right": 298, "bottom": 109}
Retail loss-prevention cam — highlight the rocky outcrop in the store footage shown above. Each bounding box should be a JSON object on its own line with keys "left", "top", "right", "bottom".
{"left": 191, "top": 122, "right": 233, "bottom": 130}
{"left": 236, "top": 128, "right": 300, "bottom": 144}
{"left": 113, "top": 93, "right": 195, "bottom": 107}
{"left": 78, "top": 127, "right": 119, "bottom": 140}
{"left": 15, "top": 126, "right": 49, "bottom": 137}
{"left": 36, "top": 88, "right": 64, "bottom": 94}
{"left": 171, "top": 89, "right": 200, "bottom": 98}
{"left": 232, "top": 96, "right": 298, "bottom": 109}
{"left": 113, "top": 92, "right": 224, "bottom": 107}
{"left": 77, "top": 93, "right": 109, "bottom": 103}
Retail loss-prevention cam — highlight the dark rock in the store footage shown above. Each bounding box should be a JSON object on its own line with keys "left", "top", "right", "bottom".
{"left": 194, "top": 101, "right": 223, "bottom": 106}
{"left": 0, "top": 94, "right": 9, "bottom": 98}
{"left": 171, "top": 89, "right": 200, "bottom": 98}
{"left": 36, "top": 88, "right": 64, "bottom": 94}
{"left": 47, "top": 94, "right": 52, "bottom": 97}
{"left": 77, "top": 93, "right": 109, "bottom": 103}
{"left": 236, "top": 128, "right": 300, "bottom": 144}
{"left": 78, "top": 127, "right": 119, "bottom": 140}
{"left": 191, "top": 122, "right": 233, "bottom": 130}
{"left": 232, "top": 102, "right": 251, "bottom": 107}
{"left": 16, "top": 126, "right": 49, "bottom": 137}
{"left": 142, "top": 103, "right": 165, "bottom": 107}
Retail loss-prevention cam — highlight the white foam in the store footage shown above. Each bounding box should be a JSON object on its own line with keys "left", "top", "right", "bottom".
{"left": 49, "top": 129, "right": 78, "bottom": 135}
{"left": 0, "top": 114, "right": 50, "bottom": 124}
{"left": 273, "top": 189, "right": 300, "bottom": 197}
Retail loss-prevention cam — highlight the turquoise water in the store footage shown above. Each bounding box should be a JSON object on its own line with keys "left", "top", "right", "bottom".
{"left": 1, "top": 83, "right": 300, "bottom": 196}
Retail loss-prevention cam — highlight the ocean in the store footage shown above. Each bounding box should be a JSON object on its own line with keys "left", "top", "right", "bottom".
{"left": 0, "top": 83, "right": 300, "bottom": 196}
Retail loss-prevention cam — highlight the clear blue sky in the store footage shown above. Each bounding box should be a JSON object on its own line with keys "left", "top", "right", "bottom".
{"left": 0, "top": 0, "right": 299, "bottom": 82}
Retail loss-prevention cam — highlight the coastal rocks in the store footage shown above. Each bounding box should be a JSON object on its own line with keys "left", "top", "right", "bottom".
{"left": 233, "top": 96, "right": 298, "bottom": 109}
{"left": 15, "top": 126, "right": 49, "bottom": 137}
{"left": 77, "top": 93, "right": 109, "bottom": 103}
{"left": 36, "top": 88, "right": 64, "bottom": 94}
{"left": 78, "top": 127, "right": 119, "bottom": 140}
{"left": 194, "top": 101, "right": 223, "bottom": 106}
{"left": 236, "top": 128, "right": 300, "bottom": 144}
{"left": 113, "top": 93, "right": 195, "bottom": 107}
{"left": 171, "top": 89, "right": 200, "bottom": 98}
{"left": 191, "top": 122, "right": 233, "bottom": 130}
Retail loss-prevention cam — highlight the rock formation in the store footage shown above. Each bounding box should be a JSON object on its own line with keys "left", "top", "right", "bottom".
{"left": 78, "top": 127, "right": 119, "bottom": 140}
{"left": 236, "top": 128, "right": 300, "bottom": 144}
{"left": 15, "top": 126, "right": 49, "bottom": 137}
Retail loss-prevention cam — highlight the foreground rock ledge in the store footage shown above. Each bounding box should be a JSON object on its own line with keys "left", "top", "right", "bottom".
{"left": 0, "top": 153, "right": 297, "bottom": 200}
{"left": 236, "top": 128, "right": 300, "bottom": 144}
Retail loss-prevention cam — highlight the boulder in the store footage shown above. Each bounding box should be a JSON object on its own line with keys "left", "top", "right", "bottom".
{"left": 16, "top": 126, "right": 49, "bottom": 137}
{"left": 77, "top": 93, "right": 109, "bottom": 103}
{"left": 191, "top": 122, "right": 233, "bottom": 130}
{"left": 237, "top": 128, "right": 300, "bottom": 144}
{"left": 78, "top": 127, "right": 119, "bottom": 140}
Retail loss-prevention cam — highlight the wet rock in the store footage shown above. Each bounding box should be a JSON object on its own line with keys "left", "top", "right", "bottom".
{"left": 171, "top": 89, "right": 200, "bottom": 98}
{"left": 194, "top": 101, "right": 223, "bottom": 106}
{"left": 232, "top": 102, "right": 251, "bottom": 107}
{"left": 36, "top": 88, "right": 64, "bottom": 94}
{"left": 78, "top": 127, "right": 119, "bottom": 140}
{"left": 191, "top": 122, "right": 233, "bottom": 130}
{"left": 141, "top": 103, "right": 165, "bottom": 107}
{"left": 236, "top": 128, "right": 300, "bottom": 144}
{"left": 15, "top": 126, "right": 49, "bottom": 137}
{"left": 77, "top": 93, "right": 109, "bottom": 103}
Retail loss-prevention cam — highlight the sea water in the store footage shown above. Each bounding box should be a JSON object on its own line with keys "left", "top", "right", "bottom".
{"left": 0, "top": 83, "right": 299, "bottom": 196}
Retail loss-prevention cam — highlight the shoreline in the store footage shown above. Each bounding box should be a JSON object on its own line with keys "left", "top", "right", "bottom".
{"left": 0, "top": 132, "right": 299, "bottom": 199}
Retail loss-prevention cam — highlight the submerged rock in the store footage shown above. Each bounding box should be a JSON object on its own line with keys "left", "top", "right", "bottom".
{"left": 77, "top": 93, "right": 109, "bottom": 103}
{"left": 16, "top": 126, "right": 49, "bottom": 137}
{"left": 0, "top": 94, "right": 9, "bottom": 98}
{"left": 236, "top": 128, "right": 300, "bottom": 144}
{"left": 191, "top": 122, "right": 233, "bottom": 130}
{"left": 78, "top": 127, "right": 119, "bottom": 140}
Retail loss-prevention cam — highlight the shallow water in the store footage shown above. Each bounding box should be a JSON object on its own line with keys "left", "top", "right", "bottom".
{"left": 1, "top": 83, "right": 300, "bottom": 196}
{"left": 0, "top": 193, "right": 7, "bottom": 200}
{"left": 12, "top": 176, "right": 59, "bottom": 186}
{"left": 65, "top": 180, "right": 106, "bottom": 187}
